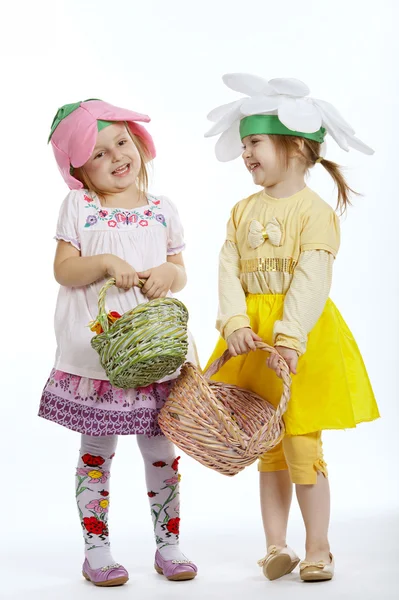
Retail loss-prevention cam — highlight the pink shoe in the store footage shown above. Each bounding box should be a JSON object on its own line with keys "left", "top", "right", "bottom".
{"left": 82, "top": 559, "right": 129, "bottom": 586}
{"left": 154, "top": 550, "right": 198, "bottom": 581}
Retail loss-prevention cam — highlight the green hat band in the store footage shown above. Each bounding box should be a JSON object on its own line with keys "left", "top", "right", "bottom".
{"left": 240, "top": 115, "right": 326, "bottom": 143}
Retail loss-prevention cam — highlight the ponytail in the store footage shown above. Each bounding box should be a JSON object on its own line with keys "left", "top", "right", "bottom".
{"left": 270, "top": 135, "right": 359, "bottom": 214}
{"left": 315, "top": 156, "right": 358, "bottom": 215}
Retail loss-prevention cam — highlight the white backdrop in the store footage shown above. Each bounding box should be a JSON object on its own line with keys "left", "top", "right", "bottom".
{"left": 1, "top": 1, "right": 398, "bottom": 598}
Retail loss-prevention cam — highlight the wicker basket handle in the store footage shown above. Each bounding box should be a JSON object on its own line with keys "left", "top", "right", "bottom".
{"left": 204, "top": 341, "right": 288, "bottom": 378}
{"left": 96, "top": 277, "right": 146, "bottom": 332}
{"left": 204, "top": 341, "right": 292, "bottom": 427}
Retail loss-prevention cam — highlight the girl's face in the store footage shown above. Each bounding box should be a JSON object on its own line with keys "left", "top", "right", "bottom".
{"left": 242, "top": 134, "right": 297, "bottom": 188}
{"left": 82, "top": 123, "right": 141, "bottom": 193}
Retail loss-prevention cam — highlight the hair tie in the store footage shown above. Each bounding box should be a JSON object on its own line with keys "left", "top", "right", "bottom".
{"left": 315, "top": 157, "right": 323, "bottom": 164}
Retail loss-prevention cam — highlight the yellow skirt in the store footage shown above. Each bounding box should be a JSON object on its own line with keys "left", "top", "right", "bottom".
{"left": 206, "top": 295, "right": 379, "bottom": 435}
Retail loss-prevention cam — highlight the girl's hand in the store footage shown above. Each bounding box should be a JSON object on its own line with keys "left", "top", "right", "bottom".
{"left": 227, "top": 328, "right": 262, "bottom": 357}
{"left": 267, "top": 346, "right": 298, "bottom": 377}
{"left": 137, "top": 263, "right": 177, "bottom": 300}
{"left": 103, "top": 254, "right": 141, "bottom": 290}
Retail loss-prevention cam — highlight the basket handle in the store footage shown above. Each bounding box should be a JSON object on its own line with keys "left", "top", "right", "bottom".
{"left": 204, "top": 340, "right": 292, "bottom": 427}
{"left": 96, "top": 277, "right": 145, "bottom": 332}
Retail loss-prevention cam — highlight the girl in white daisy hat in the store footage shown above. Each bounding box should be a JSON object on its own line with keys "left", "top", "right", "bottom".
{"left": 204, "top": 73, "right": 379, "bottom": 582}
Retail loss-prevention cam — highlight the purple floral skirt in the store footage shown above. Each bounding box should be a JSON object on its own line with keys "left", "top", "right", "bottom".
{"left": 38, "top": 369, "right": 174, "bottom": 436}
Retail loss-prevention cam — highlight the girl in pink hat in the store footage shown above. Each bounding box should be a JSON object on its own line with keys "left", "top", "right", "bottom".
{"left": 39, "top": 99, "right": 198, "bottom": 586}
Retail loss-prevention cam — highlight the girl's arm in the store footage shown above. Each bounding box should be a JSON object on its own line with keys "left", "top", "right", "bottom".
{"left": 54, "top": 241, "right": 106, "bottom": 287}
{"left": 54, "top": 241, "right": 140, "bottom": 289}
{"left": 269, "top": 202, "right": 339, "bottom": 374}
{"left": 137, "top": 253, "right": 187, "bottom": 299}
{"left": 167, "top": 252, "right": 187, "bottom": 293}
{"left": 273, "top": 250, "right": 334, "bottom": 355}
{"left": 217, "top": 241, "right": 262, "bottom": 355}
{"left": 217, "top": 240, "right": 251, "bottom": 339}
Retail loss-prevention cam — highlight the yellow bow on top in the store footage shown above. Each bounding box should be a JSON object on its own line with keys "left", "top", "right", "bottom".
{"left": 248, "top": 217, "right": 283, "bottom": 249}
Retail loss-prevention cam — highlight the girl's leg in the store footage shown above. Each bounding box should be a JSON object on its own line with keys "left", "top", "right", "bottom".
{"left": 76, "top": 434, "right": 118, "bottom": 568}
{"left": 258, "top": 444, "right": 299, "bottom": 580}
{"left": 136, "top": 434, "right": 189, "bottom": 562}
{"left": 259, "top": 441, "right": 293, "bottom": 550}
{"left": 283, "top": 432, "right": 331, "bottom": 564}
{"left": 296, "top": 474, "right": 331, "bottom": 563}
{"left": 260, "top": 470, "right": 293, "bottom": 549}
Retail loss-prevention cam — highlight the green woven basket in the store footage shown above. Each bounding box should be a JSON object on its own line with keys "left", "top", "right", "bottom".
{"left": 91, "top": 278, "right": 189, "bottom": 389}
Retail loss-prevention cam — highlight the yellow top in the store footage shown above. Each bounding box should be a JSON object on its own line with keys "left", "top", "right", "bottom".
{"left": 217, "top": 186, "right": 341, "bottom": 353}
{"left": 226, "top": 186, "right": 340, "bottom": 255}
{"left": 210, "top": 187, "right": 379, "bottom": 434}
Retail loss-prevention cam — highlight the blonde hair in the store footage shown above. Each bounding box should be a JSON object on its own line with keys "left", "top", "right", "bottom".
{"left": 74, "top": 123, "right": 152, "bottom": 202}
{"left": 269, "top": 135, "right": 358, "bottom": 214}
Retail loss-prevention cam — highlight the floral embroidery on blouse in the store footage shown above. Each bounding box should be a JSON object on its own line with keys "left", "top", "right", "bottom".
{"left": 83, "top": 193, "right": 167, "bottom": 229}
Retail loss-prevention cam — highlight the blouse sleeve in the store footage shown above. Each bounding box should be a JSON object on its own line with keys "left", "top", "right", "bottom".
{"left": 161, "top": 196, "right": 186, "bottom": 256}
{"left": 217, "top": 240, "right": 251, "bottom": 338}
{"left": 300, "top": 202, "right": 340, "bottom": 257}
{"left": 216, "top": 206, "right": 250, "bottom": 339}
{"left": 273, "top": 250, "right": 334, "bottom": 355}
{"left": 55, "top": 190, "right": 81, "bottom": 251}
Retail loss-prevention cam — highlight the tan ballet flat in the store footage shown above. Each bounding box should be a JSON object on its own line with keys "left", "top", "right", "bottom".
{"left": 300, "top": 553, "right": 334, "bottom": 582}
{"left": 258, "top": 545, "right": 300, "bottom": 581}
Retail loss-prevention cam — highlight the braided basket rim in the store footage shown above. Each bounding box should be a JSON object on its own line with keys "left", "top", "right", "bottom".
{"left": 92, "top": 296, "right": 188, "bottom": 343}
{"left": 158, "top": 342, "right": 291, "bottom": 476}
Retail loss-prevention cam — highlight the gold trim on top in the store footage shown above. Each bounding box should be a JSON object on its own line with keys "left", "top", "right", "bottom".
{"left": 241, "top": 257, "right": 297, "bottom": 274}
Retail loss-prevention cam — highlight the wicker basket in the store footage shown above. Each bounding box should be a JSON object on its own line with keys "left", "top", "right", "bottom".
{"left": 91, "top": 278, "right": 189, "bottom": 389}
{"left": 158, "top": 342, "right": 291, "bottom": 476}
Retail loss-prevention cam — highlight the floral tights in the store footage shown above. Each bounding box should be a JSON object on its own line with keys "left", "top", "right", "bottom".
{"left": 76, "top": 434, "right": 183, "bottom": 569}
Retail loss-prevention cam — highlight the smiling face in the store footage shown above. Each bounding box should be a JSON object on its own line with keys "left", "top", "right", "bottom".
{"left": 80, "top": 122, "right": 142, "bottom": 194}
{"left": 242, "top": 134, "right": 293, "bottom": 188}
